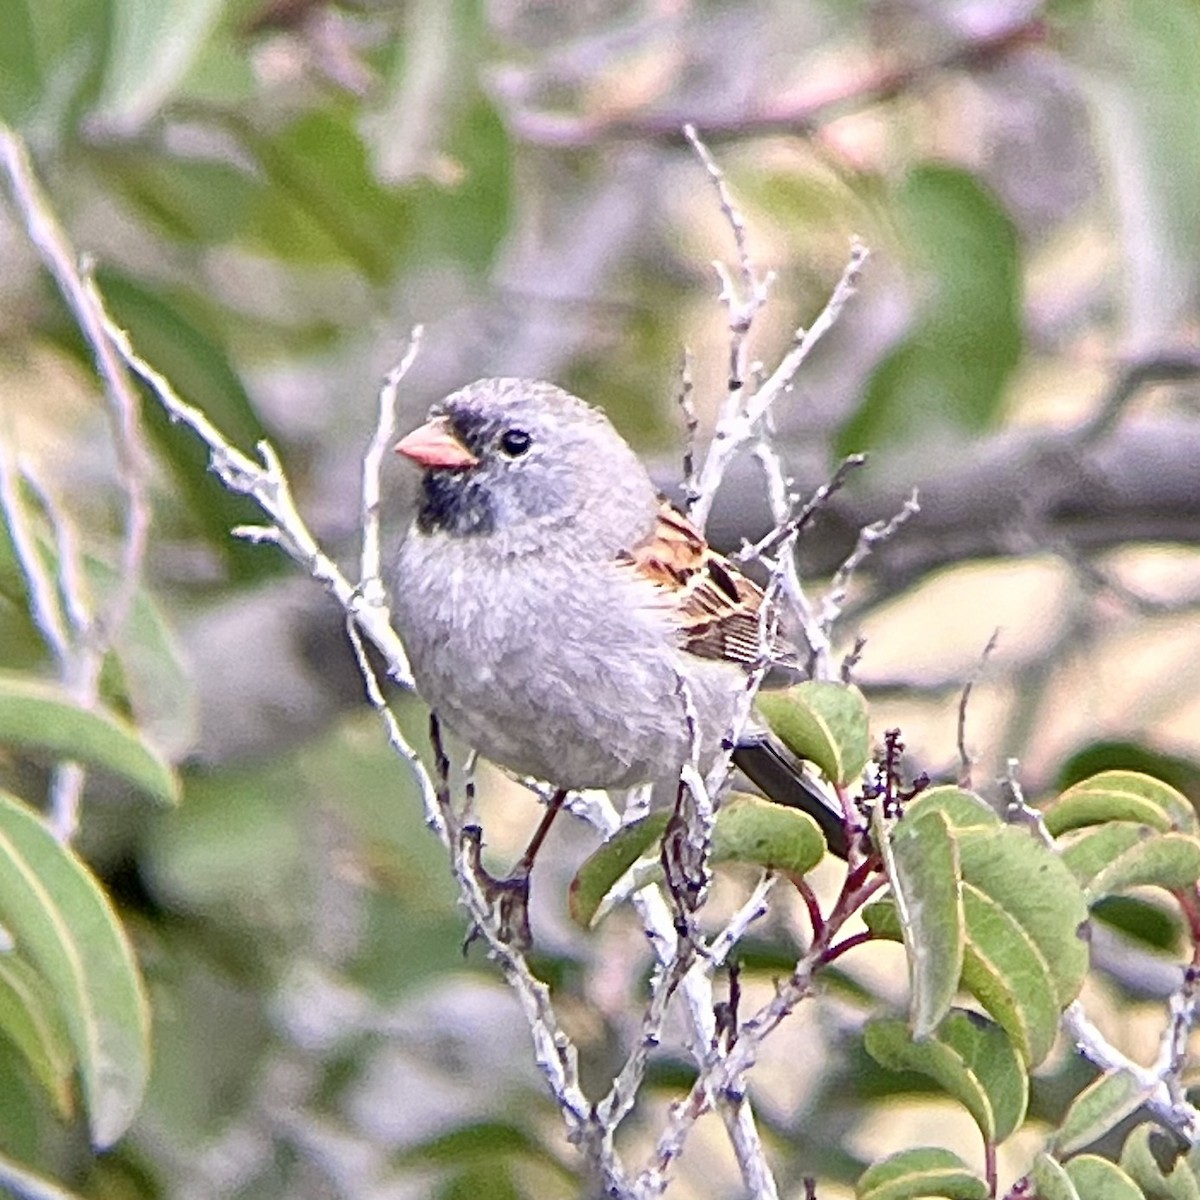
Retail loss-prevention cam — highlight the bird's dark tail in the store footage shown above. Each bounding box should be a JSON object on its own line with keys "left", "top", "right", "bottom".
{"left": 732, "top": 737, "right": 851, "bottom": 860}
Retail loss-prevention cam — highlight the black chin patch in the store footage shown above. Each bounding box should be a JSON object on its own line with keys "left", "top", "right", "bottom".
{"left": 417, "top": 471, "right": 495, "bottom": 536}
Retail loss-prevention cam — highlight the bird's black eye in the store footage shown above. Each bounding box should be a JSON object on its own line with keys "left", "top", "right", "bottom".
{"left": 499, "top": 428, "right": 532, "bottom": 458}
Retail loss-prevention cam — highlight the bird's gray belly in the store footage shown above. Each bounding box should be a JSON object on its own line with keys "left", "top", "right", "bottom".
{"left": 391, "top": 553, "right": 725, "bottom": 789}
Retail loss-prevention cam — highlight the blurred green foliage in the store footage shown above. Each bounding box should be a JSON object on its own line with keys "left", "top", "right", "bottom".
{"left": 3, "top": 0, "right": 1200, "bottom": 1196}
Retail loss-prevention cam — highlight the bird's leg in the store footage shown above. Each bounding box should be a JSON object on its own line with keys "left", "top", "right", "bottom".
{"left": 512, "top": 787, "right": 568, "bottom": 879}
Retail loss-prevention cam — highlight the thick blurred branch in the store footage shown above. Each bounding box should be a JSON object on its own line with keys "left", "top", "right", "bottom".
{"left": 504, "top": 11, "right": 1046, "bottom": 148}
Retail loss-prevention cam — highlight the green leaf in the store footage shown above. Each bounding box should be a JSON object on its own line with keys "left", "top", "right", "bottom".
{"left": 568, "top": 812, "right": 670, "bottom": 928}
{"left": 1071, "top": 0, "right": 1200, "bottom": 344}
{"left": 1092, "top": 895, "right": 1183, "bottom": 955}
{"left": 568, "top": 797, "right": 825, "bottom": 928}
{"left": 1032, "top": 1153, "right": 1082, "bottom": 1200}
{"left": 0, "top": 791, "right": 150, "bottom": 1147}
{"left": 864, "top": 1009, "right": 1027, "bottom": 1144}
{"left": 0, "top": 951, "right": 74, "bottom": 1119}
{"left": 94, "top": 149, "right": 259, "bottom": 245}
{"left": 868, "top": 825, "right": 1085, "bottom": 1065}
{"left": 959, "top": 884, "right": 1060, "bottom": 1067}
{"left": 0, "top": 1149, "right": 89, "bottom": 1200}
{"left": 1061, "top": 825, "right": 1200, "bottom": 900}
{"left": 92, "top": 0, "right": 225, "bottom": 131}
{"left": 94, "top": 269, "right": 274, "bottom": 580}
{"left": 856, "top": 1147, "right": 989, "bottom": 1200}
{"left": 881, "top": 808, "right": 964, "bottom": 1038}
{"left": 237, "top": 108, "right": 414, "bottom": 281}
{"left": 905, "top": 786, "right": 1001, "bottom": 832}
{"left": 397, "top": 1119, "right": 576, "bottom": 1184}
{"left": 839, "top": 164, "right": 1021, "bottom": 455}
{"left": 709, "top": 794, "right": 826, "bottom": 875}
{"left": 1052, "top": 1068, "right": 1152, "bottom": 1156}
{"left": 1121, "top": 1122, "right": 1200, "bottom": 1200}
{"left": 1065, "top": 1154, "right": 1148, "bottom": 1200}
{"left": 756, "top": 681, "right": 870, "bottom": 785}
{"left": 0, "top": 675, "right": 178, "bottom": 805}
{"left": 0, "top": 0, "right": 40, "bottom": 126}
{"left": 957, "top": 828, "right": 1089, "bottom": 1010}
{"left": 1046, "top": 771, "right": 1197, "bottom": 837}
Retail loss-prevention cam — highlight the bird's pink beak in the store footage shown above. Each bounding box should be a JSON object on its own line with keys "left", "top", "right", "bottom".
{"left": 394, "top": 418, "right": 479, "bottom": 470}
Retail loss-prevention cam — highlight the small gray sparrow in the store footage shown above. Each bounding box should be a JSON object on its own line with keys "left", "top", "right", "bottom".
{"left": 392, "top": 378, "right": 847, "bottom": 869}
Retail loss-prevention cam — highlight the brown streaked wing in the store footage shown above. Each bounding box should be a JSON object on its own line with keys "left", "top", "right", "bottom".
{"left": 621, "top": 501, "right": 766, "bottom": 665}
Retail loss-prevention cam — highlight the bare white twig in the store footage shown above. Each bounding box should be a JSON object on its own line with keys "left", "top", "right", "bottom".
{"left": 817, "top": 488, "right": 920, "bottom": 638}
{"left": 1062, "top": 1001, "right": 1200, "bottom": 1143}
{"left": 361, "top": 329, "right": 424, "bottom": 601}
{"left": 690, "top": 240, "right": 868, "bottom": 529}
{"left": 86, "top": 288, "right": 417, "bottom": 689}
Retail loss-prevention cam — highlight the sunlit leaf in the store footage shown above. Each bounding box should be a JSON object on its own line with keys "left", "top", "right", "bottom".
{"left": 959, "top": 883, "right": 1060, "bottom": 1067}
{"left": 569, "top": 796, "right": 824, "bottom": 928}
{"left": 0, "top": 791, "right": 150, "bottom": 1147}
{"left": 905, "top": 786, "right": 1001, "bottom": 832}
{"left": 1061, "top": 825, "right": 1200, "bottom": 901}
{"left": 957, "top": 828, "right": 1088, "bottom": 1010}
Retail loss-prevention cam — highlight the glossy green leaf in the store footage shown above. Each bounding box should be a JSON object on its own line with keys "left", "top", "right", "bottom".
{"left": 1065, "top": 1154, "right": 1148, "bottom": 1200}
{"left": 568, "top": 796, "right": 824, "bottom": 927}
{"left": 1032, "top": 1153, "right": 1082, "bottom": 1200}
{"left": 864, "top": 1009, "right": 1027, "bottom": 1143}
{"left": 0, "top": 791, "right": 150, "bottom": 1147}
{"left": 92, "top": 0, "right": 224, "bottom": 131}
{"left": 0, "top": 675, "right": 178, "bottom": 805}
{"left": 757, "top": 681, "right": 870, "bottom": 785}
{"left": 0, "top": 951, "right": 74, "bottom": 1119}
{"left": 1062, "top": 825, "right": 1200, "bottom": 901}
{"left": 1052, "top": 1068, "right": 1152, "bottom": 1156}
{"left": 881, "top": 808, "right": 964, "bottom": 1037}
{"left": 1121, "top": 1122, "right": 1200, "bottom": 1200}
{"left": 1046, "top": 771, "right": 1197, "bottom": 837}
{"left": 904, "top": 786, "right": 1001, "bottom": 833}
{"left": 856, "top": 1147, "right": 989, "bottom": 1200}
{"left": 839, "top": 164, "right": 1020, "bottom": 454}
